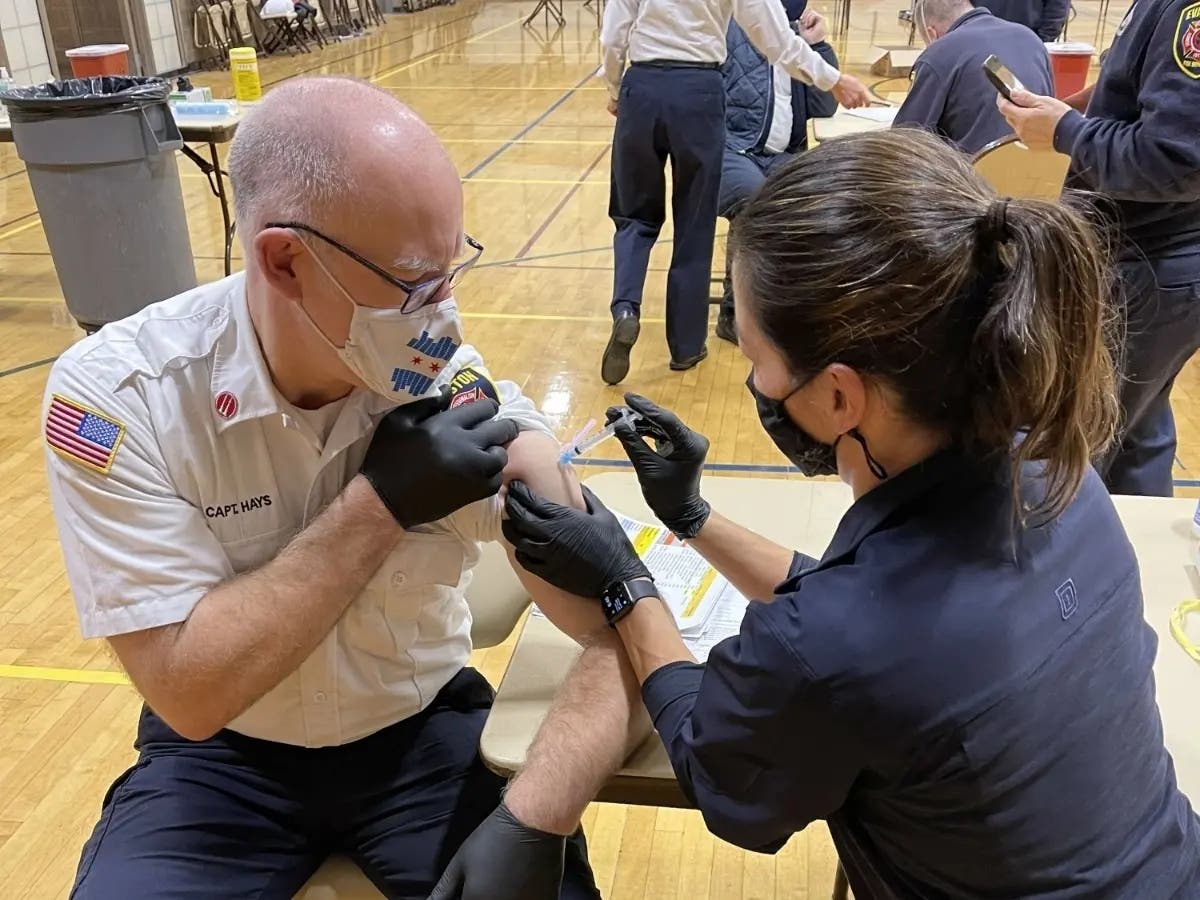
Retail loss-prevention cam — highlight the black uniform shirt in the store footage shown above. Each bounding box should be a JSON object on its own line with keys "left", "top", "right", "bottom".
{"left": 1055, "top": 0, "right": 1200, "bottom": 262}
{"left": 644, "top": 452, "right": 1200, "bottom": 897}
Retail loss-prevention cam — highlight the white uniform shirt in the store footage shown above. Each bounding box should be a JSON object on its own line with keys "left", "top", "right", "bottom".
{"left": 599, "top": 0, "right": 840, "bottom": 98}
{"left": 764, "top": 65, "right": 794, "bottom": 153}
{"left": 43, "top": 273, "right": 553, "bottom": 748}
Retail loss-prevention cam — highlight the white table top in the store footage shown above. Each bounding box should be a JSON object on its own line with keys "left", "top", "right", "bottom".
{"left": 811, "top": 106, "right": 898, "bottom": 142}
{"left": 480, "top": 473, "right": 1199, "bottom": 805}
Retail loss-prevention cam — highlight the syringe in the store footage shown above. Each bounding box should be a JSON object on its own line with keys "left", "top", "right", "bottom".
{"left": 558, "top": 409, "right": 643, "bottom": 464}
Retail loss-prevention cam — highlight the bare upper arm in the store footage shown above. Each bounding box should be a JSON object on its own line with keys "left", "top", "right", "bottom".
{"left": 500, "top": 431, "right": 608, "bottom": 643}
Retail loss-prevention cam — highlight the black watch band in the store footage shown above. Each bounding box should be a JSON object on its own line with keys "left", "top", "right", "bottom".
{"left": 600, "top": 578, "right": 659, "bottom": 626}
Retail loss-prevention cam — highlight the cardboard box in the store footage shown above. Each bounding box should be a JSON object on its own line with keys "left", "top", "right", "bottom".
{"left": 868, "top": 46, "right": 922, "bottom": 78}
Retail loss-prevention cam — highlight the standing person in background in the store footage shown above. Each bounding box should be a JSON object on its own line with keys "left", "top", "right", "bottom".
{"left": 715, "top": 0, "right": 840, "bottom": 343}
{"left": 893, "top": 0, "right": 1053, "bottom": 154}
{"left": 598, "top": 0, "right": 871, "bottom": 386}
{"left": 975, "top": 0, "right": 1070, "bottom": 40}
{"left": 999, "top": 0, "right": 1200, "bottom": 496}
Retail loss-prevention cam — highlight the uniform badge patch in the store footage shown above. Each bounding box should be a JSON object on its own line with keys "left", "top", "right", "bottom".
{"left": 45, "top": 394, "right": 126, "bottom": 475}
{"left": 1176, "top": 1, "right": 1200, "bottom": 79}
{"left": 448, "top": 365, "right": 499, "bottom": 409}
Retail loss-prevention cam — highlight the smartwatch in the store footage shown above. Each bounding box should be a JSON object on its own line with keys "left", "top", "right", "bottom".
{"left": 600, "top": 578, "right": 660, "bottom": 626}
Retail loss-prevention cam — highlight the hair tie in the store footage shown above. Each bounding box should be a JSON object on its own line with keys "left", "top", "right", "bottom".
{"left": 978, "top": 198, "right": 1012, "bottom": 245}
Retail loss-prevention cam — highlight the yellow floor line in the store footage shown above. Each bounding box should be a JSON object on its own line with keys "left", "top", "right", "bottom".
{"left": 0, "top": 663, "right": 129, "bottom": 685}
{"left": 370, "top": 18, "right": 524, "bottom": 83}
{"left": 0, "top": 217, "right": 42, "bottom": 242}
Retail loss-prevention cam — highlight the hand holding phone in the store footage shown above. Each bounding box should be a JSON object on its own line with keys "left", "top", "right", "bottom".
{"left": 982, "top": 54, "right": 1024, "bottom": 102}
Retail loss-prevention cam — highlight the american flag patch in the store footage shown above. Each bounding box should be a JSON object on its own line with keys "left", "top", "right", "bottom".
{"left": 45, "top": 395, "right": 126, "bottom": 475}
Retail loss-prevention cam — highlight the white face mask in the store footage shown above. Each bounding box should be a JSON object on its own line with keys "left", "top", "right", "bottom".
{"left": 300, "top": 243, "right": 464, "bottom": 401}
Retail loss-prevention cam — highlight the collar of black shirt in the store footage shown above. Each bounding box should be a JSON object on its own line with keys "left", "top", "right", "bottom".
{"left": 817, "top": 447, "right": 996, "bottom": 567}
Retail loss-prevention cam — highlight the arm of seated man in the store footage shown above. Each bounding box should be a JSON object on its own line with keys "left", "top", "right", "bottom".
{"left": 496, "top": 430, "right": 651, "bottom": 835}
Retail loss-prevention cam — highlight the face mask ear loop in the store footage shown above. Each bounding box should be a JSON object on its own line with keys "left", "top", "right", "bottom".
{"left": 847, "top": 428, "right": 889, "bottom": 480}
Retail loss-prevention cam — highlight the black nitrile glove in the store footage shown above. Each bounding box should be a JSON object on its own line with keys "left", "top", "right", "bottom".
{"left": 607, "top": 393, "right": 711, "bottom": 539}
{"left": 502, "top": 481, "right": 650, "bottom": 599}
{"left": 427, "top": 802, "right": 565, "bottom": 900}
{"left": 361, "top": 391, "right": 519, "bottom": 529}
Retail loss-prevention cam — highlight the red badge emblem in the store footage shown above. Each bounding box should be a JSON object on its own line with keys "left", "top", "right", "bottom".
{"left": 1184, "top": 21, "right": 1200, "bottom": 59}
{"left": 1175, "top": 1, "right": 1200, "bottom": 78}
{"left": 214, "top": 391, "right": 239, "bottom": 419}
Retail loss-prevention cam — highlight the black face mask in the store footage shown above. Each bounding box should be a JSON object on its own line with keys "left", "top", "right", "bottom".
{"left": 745, "top": 372, "right": 889, "bottom": 480}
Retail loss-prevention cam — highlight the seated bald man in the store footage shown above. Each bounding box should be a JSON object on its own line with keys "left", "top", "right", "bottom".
{"left": 44, "top": 77, "right": 643, "bottom": 899}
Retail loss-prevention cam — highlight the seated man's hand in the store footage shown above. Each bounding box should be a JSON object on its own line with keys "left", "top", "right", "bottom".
{"left": 428, "top": 803, "right": 565, "bottom": 900}
{"left": 360, "top": 391, "right": 519, "bottom": 529}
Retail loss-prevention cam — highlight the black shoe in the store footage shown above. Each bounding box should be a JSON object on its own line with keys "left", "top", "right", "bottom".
{"left": 601, "top": 311, "right": 640, "bottom": 385}
{"left": 716, "top": 310, "right": 737, "bottom": 345}
{"left": 669, "top": 346, "right": 708, "bottom": 371}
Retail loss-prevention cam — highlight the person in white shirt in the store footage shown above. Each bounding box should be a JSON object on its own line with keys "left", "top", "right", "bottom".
{"left": 716, "top": 0, "right": 839, "bottom": 343}
{"left": 598, "top": 0, "right": 871, "bottom": 386}
{"left": 46, "top": 77, "right": 644, "bottom": 900}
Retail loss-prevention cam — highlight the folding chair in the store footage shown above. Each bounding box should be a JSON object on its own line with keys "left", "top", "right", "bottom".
{"left": 316, "top": 0, "right": 350, "bottom": 38}
{"left": 193, "top": 0, "right": 228, "bottom": 67}
{"left": 292, "top": 1, "right": 328, "bottom": 46}
{"left": 972, "top": 134, "right": 1070, "bottom": 201}
{"left": 206, "top": 0, "right": 235, "bottom": 56}
{"left": 258, "top": 0, "right": 312, "bottom": 54}
{"left": 344, "top": 0, "right": 369, "bottom": 32}
{"left": 219, "top": 0, "right": 246, "bottom": 44}
{"left": 231, "top": 0, "right": 266, "bottom": 50}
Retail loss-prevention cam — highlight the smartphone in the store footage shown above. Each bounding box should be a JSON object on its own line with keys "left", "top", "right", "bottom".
{"left": 982, "top": 54, "right": 1024, "bottom": 101}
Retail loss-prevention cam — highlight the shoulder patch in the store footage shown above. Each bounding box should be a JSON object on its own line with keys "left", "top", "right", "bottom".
{"left": 45, "top": 394, "right": 126, "bottom": 475}
{"left": 447, "top": 365, "right": 499, "bottom": 409}
{"left": 1176, "top": 1, "right": 1200, "bottom": 79}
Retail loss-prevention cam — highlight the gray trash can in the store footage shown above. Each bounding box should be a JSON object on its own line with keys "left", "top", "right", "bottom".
{"left": 2, "top": 77, "right": 197, "bottom": 331}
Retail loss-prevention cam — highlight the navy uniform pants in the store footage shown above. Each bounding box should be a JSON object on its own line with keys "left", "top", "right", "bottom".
{"left": 609, "top": 63, "right": 726, "bottom": 362}
{"left": 69, "top": 668, "right": 599, "bottom": 900}
{"left": 717, "top": 148, "right": 794, "bottom": 318}
{"left": 1098, "top": 256, "right": 1200, "bottom": 496}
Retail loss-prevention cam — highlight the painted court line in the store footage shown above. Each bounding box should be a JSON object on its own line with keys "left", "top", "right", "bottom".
{"left": 0, "top": 215, "right": 40, "bottom": 243}
{"left": 515, "top": 145, "right": 611, "bottom": 259}
{"left": 463, "top": 68, "right": 599, "bottom": 179}
{"left": 0, "top": 664, "right": 129, "bottom": 685}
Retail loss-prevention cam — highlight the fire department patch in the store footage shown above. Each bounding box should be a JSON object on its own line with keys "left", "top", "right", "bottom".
{"left": 448, "top": 366, "right": 499, "bottom": 409}
{"left": 1176, "top": 1, "right": 1200, "bottom": 79}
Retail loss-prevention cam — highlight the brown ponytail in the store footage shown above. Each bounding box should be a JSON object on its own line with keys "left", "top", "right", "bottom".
{"left": 729, "top": 128, "right": 1118, "bottom": 521}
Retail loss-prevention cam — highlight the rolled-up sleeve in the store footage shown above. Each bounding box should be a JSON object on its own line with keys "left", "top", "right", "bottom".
{"left": 642, "top": 602, "right": 863, "bottom": 853}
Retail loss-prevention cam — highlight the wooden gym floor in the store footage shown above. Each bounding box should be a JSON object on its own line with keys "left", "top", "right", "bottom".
{"left": 0, "top": 1, "right": 1191, "bottom": 897}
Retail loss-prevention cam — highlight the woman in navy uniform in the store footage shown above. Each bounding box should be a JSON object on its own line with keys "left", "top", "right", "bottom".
{"left": 1000, "top": 0, "right": 1200, "bottom": 497}
{"left": 502, "top": 130, "right": 1200, "bottom": 897}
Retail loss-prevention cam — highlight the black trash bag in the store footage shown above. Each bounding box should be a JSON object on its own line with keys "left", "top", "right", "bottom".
{"left": 1, "top": 76, "right": 171, "bottom": 124}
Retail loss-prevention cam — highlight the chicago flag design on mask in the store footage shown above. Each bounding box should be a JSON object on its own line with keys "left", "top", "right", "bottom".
{"left": 391, "top": 330, "right": 461, "bottom": 395}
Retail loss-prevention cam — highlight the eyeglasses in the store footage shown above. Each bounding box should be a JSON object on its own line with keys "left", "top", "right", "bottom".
{"left": 266, "top": 221, "right": 483, "bottom": 313}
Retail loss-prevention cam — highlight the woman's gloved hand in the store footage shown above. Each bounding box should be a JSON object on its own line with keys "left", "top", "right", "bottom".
{"left": 502, "top": 481, "right": 650, "bottom": 599}
{"left": 608, "top": 394, "right": 711, "bottom": 538}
